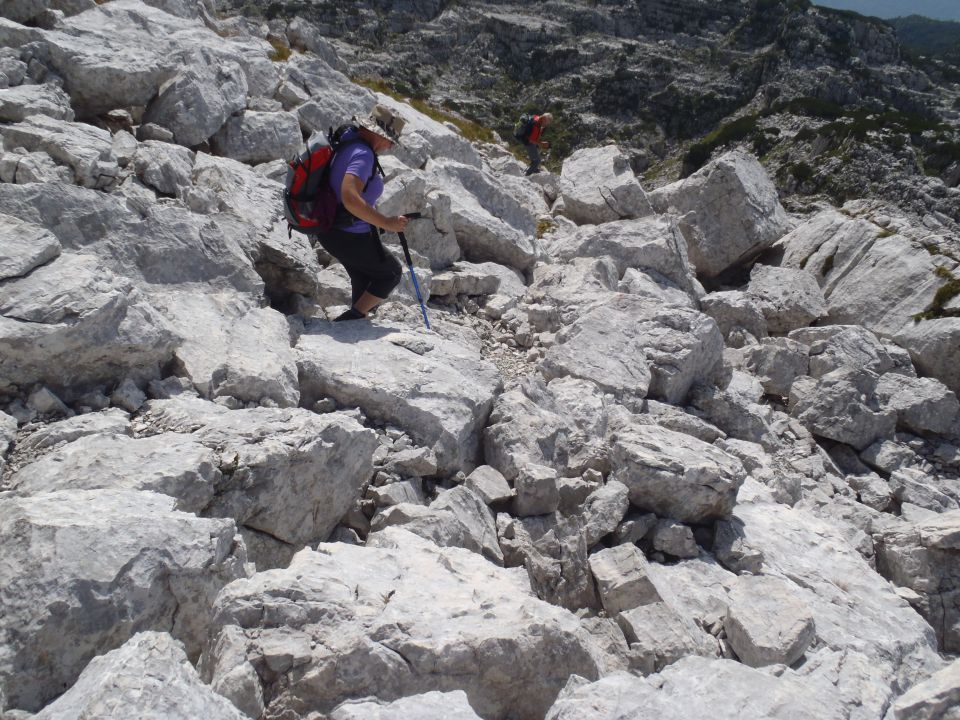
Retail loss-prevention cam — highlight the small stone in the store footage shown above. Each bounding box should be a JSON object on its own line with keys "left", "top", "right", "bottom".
{"left": 613, "top": 512, "right": 658, "bottom": 546}
{"left": 110, "top": 379, "right": 146, "bottom": 413}
{"left": 313, "top": 398, "right": 337, "bottom": 413}
{"left": 512, "top": 463, "right": 560, "bottom": 516}
{"left": 27, "top": 387, "right": 70, "bottom": 418}
{"left": 588, "top": 544, "right": 662, "bottom": 616}
{"left": 651, "top": 519, "right": 699, "bottom": 559}
{"left": 465, "top": 465, "right": 513, "bottom": 505}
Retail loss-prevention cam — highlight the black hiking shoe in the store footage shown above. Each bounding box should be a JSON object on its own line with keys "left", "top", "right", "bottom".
{"left": 333, "top": 307, "right": 366, "bottom": 322}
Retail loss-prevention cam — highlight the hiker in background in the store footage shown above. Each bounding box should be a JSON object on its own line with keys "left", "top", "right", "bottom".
{"left": 516, "top": 112, "right": 553, "bottom": 176}
{"left": 315, "top": 104, "right": 409, "bottom": 322}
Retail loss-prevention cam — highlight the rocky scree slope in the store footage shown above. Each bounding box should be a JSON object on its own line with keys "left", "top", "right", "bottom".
{"left": 1, "top": 0, "right": 960, "bottom": 718}
{"left": 216, "top": 0, "right": 960, "bottom": 236}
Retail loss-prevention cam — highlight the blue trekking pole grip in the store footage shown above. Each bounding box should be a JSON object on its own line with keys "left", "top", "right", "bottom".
{"left": 397, "top": 224, "right": 430, "bottom": 330}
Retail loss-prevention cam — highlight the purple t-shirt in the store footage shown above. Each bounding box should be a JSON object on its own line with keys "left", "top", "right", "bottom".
{"left": 328, "top": 129, "right": 384, "bottom": 233}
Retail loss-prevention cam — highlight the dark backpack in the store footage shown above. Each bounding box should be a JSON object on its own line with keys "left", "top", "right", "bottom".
{"left": 513, "top": 113, "right": 535, "bottom": 142}
{"left": 283, "top": 125, "right": 381, "bottom": 236}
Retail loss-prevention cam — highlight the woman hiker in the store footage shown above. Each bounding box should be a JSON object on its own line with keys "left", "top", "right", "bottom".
{"left": 316, "top": 104, "right": 409, "bottom": 322}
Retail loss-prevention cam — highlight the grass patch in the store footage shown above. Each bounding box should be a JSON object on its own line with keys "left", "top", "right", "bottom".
{"left": 268, "top": 37, "right": 292, "bottom": 62}
{"left": 535, "top": 218, "right": 558, "bottom": 239}
{"left": 682, "top": 114, "right": 759, "bottom": 176}
{"left": 913, "top": 267, "right": 960, "bottom": 321}
{"left": 353, "top": 76, "right": 498, "bottom": 145}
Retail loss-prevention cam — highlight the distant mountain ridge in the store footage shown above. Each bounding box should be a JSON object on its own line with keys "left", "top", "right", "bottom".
{"left": 814, "top": 0, "right": 960, "bottom": 22}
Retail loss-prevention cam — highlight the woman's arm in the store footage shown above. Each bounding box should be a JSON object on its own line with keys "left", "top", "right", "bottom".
{"left": 340, "top": 174, "right": 408, "bottom": 233}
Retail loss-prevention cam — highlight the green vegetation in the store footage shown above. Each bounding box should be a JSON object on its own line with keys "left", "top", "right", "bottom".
{"left": 682, "top": 115, "right": 759, "bottom": 175}
{"left": 353, "top": 76, "right": 498, "bottom": 145}
{"left": 268, "top": 37, "right": 292, "bottom": 62}
{"left": 535, "top": 218, "right": 558, "bottom": 239}
{"left": 914, "top": 266, "right": 960, "bottom": 321}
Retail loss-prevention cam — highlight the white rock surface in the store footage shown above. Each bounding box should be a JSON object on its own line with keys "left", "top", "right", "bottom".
{"left": 210, "top": 110, "right": 302, "bottom": 165}
{"left": 330, "top": 690, "right": 484, "bottom": 720}
{"left": 892, "top": 656, "right": 960, "bottom": 720}
{"left": 540, "top": 293, "right": 724, "bottom": 405}
{"left": 33, "top": 632, "right": 247, "bottom": 720}
{"left": 648, "top": 150, "right": 790, "bottom": 277}
{"left": 297, "top": 320, "right": 501, "bottom": 474}
{"left": 0, "top": 212, "right": 61, "bottom": 281}
{"left": 558, "top": 145, "right": 654, "bottom": 225}
{"left": 723, "top": 574, "right": 815, "bottom": 667}
{"left": 0, "top": 489, "right": 247, "bottom": 713}
{"left": 747, "top": 264, "right": 827, "bottom": 333}
{"left": 205, "top": 528, "right": 610, "bottom": 720}
{"left": 545, "top": 657, "right": 847, "bottom": 720}
{"left": 608, "top": 410, "right": 746, "bottom": 522}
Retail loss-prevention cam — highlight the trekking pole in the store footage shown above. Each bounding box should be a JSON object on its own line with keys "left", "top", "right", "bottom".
{"left": 399, "top": 213, "right": 430, "bottom": 329}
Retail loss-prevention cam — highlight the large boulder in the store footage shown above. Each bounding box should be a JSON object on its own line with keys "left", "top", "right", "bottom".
{"left": 1, "top": 115, "right": 120, "bottom": 189}
{"left": 541, "top": 215, "right": 699, "bottom": 296}
{"left": 210, "top": 110, "right": 302, "bottom": 165}
{"left": 733, "top": 503, "right": 942, "bottom": 683}
{"left": 790, "top": 325, "right": 899, "bottom": 378}
{"left": 545, "top": 657, "right": 847, "bottom": 720}
{"left": 0, "top": 212, "right": 61, "bottom": 281}
{"left": 297, "top": 321, "right": 501, "bottom": 474}
{"left": 875, "top": 372, "right": 960, "bottom": 436}
{"left": 0, "top": 489, "right": 248, "bottom": 713}
{"left": 558, "top": 145, "right": 653, "bottom": 225}
{"left": 607, "top": 409, "right": 746, "bottom": 523}
{"left": 4, "top": 0, "right": 275, "bottom": 116}
{"left": 892, "top": 657, "right": 960, "bottom": 720}
{"left": 723, "top": 575, "right": 815, "bottom": 667}
{"left": 540, "top": 294, "right": 724, "bottom": 405}
{"left": 895, "top": 318, "right": 960, "bottom": 396}
{"left": 142, "top": 60, "right": 247, "bottom": 147}
{"left": 377, "top": 93, "right": 482, "bottom": 169}
{"left": 747, "top": 264, "right": 827, "bottom": 333}
{"left": 141, "top": 398, "right": 379, "bottom": 554}
{"left": 204, "top": 528, "right": 611, "bottom": 720}
{"left": 874, "top": 511, "right": 960, "bottom": 653}
{"left": 0, "top": 252, "right": 178, "bottom": 398}
{"left": 647, "top": 150, "right": 790, "bottom": 278}
{"left": 789, "top": 368, "right": 896, "bottom": 450}
{"left": 0, "top": 83, "right": 74, "bottom": 122}
{"left": 425, "top": 159, "right": 538, "bottom": 271}
{"left": 484, "top": 376, "right": 610, "bottom": 481}
{"left": 33, "top": 632, "right": 247, "bottom": 720}
{"left": 331, "top": 691, "right": 484, "bottom": 720}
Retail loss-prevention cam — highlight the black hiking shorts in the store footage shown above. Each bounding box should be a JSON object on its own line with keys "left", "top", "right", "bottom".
{"left": 314, "top": 227, "right": 402, "bottom": 302}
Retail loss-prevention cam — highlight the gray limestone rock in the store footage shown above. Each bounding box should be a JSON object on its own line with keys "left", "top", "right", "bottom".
{"left": 132, "top": 140, "right": 195, "bottom": 197}
{"left": 484, "top": 376, "right": 609, "bottom": 482}
{"left": 581, "top": 480, "right": 630, "bottom": 547}
{"left": 651, "top": 519, "right": 699, "bottom": 559}
{"left": 143, "top": 398, "right": 379, "bottom": 552}
{"left": 558, "top": 145, "right": 654, "bottom": 225}
{"left": 648, "top": 150, "right": 790, "bottom": 278}
{"left": 465, "top": 465, "right": 513, "bottom": 505}
{"left": 588, "top": 544, "right": 662, "bottom": 616}
{"left": 742, "top": 337, "right": 809, "bottom": 397}
{"left": 513, "top": 462, "right": 561, "bottom": 516}
{"left": 499, "top": 511, "right": 598, "bottom": 611}
{"left": 616, "top": 602, "right": 718, "bottom": 674}
{"left": 747, "top": 264, "right": 827, "bottom": 334}
{"left": 892, "top": 656, "right": 960, "bottom": 720}
{"left": 0, "top": 82, "right": 73, "bottom": 122}
{"left": 895, "top": 318, "right": 960, "bottom": 396}
{"left": 210, "top": 110, "right": 302, "bottom": 165}
{"left": 542, "top": 215, "right": 699, "bottom": 296}
{"left": 733, "top": 503, "right": 942, "bottom": 685}
{"left": 608, "top": 411, "right": 746, "bottom": 523}
{"left": 790, "top": 325, "right": 896, "bottom": 378}
{"left": 545, "top": 657, "right": 847, "bottom": 720}
{"left": 298, "top": 321, "right": 501, "bottom": 475}
{"left": 699, "top": 290, "right": 768, "bottom": 344}
{"left": 875, "top": 510, "right": 960, "bottom": 653}
{"left": 790, "top": 368, "right": 897, "bottom": 450}
{"left": 205, "top": 528, "right": 610, "bottom": 720}
{"left": 723, "top": 574, "right": 816, "bottom": 667}
{"left": 876, "top": 372, "right": 960, "bottom": 436}
{"left": 331, "top": 691, "right": 484, "bottom": 720}
{"left": 541, "top": 293, "right": 724, "bottom": 406}
{"left": 142, "top": 61, "right": 247, "bottom": 147}
{"left": 32, "top": 632, "right": 247, "bottom": 720}
{"left": 0, "top": 489, "right": 247, "bottom": 713}
{"left": 9, "top": 432, "right": 219, "bottom": 513}
{"left": 371, "top": 485, "right": 503, "bottom": 564}
{"left": 0, "top": 253, "right": 178, "bottom": 397}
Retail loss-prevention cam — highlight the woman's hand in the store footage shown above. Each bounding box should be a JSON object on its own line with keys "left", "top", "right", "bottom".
{"left": 380, "top": 215, "right": 409, "bottom": 233}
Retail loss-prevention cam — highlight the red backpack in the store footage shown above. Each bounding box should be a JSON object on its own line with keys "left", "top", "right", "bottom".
{"left": 283, "top": 125, "right": 380, "bottom": 236}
